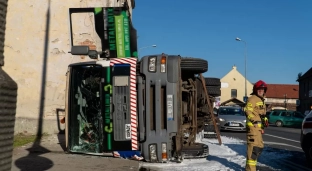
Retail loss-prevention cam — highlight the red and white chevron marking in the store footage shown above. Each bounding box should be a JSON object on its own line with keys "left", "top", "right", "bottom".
{"left": 110, "top": 58, "right": 138, "bottom": 150}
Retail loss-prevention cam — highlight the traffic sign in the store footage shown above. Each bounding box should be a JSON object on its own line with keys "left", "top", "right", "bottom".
{"left": 243, "top": 96, "right": 248, "bottom": 102}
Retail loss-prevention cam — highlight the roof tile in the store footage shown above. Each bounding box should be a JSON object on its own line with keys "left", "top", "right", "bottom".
{"left": 265, "top": 84, "right": 299, "bottom": 99}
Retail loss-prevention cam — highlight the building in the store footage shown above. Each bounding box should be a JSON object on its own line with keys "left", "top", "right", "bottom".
{"left": 220, "top": 65, "right": 253, "bottom": 105}
{"left": 265, "top": 84, "right": 299, "bottom": 111}
{"left": 297, "top": 67, "right": 312, "bottom": 113}
{"left": 3, "top": 0, "right": 135, "bottom": 135}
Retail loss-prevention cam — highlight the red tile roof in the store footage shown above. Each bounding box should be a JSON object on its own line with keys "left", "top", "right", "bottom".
{"left": 265, "top": 84, "right": 299, "bottom": 99}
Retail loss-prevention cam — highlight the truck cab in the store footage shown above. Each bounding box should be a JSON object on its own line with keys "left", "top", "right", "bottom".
{"left": 64, "top": 5, "right": 212, "bottom": 163}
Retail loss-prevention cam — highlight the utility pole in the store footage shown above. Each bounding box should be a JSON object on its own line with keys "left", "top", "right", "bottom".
{"left": 284, "top": 94, "right": 287, "bottom": 109}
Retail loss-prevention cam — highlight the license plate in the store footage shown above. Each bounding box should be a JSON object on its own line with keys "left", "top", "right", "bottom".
{"left": 229, "top": 123, "right": 239, "bottom": 126}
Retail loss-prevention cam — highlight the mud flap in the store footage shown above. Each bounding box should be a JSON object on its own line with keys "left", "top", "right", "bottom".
{"left": 181, "top": 143, "right": 209, "bottom": 159}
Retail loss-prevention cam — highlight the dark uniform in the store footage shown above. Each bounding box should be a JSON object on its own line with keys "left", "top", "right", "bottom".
{"left": 244, "top": 80, "right": 269, "bottom": 171}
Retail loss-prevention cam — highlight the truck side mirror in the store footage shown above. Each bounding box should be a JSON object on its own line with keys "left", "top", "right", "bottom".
{"left": 70, "top": 46, "right": 89, "bottom": 55}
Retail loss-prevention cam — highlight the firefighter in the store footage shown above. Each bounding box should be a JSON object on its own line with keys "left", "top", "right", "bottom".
{"left": 244, "top": 80, "right": 269, "bottom": 171}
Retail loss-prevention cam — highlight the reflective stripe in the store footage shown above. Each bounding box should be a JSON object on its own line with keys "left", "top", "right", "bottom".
{"left": 246, "top": 159, "right": 257, "bottom": 166}
{"left": 256, "top": 102, "right": 263, "bottom": 106}
{"left": 245, "top": 107, "right": 253, "bottom": 111}
{"left": 247, "top": 121, "right": 262, "bottom": 128}
{"left": 245, "top": 102, "right": 253, "bottom": 111}
{"left": 247, "top": 114, "right": 254, "bottom": 120}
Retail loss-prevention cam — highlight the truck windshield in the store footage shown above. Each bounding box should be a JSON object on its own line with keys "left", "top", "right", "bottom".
{"left": 69, "top": 64, "right": 103, "bottom": 153}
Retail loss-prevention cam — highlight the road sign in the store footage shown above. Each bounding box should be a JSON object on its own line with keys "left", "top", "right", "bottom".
{"left": 243, "top": 96, "right": 248, "bottom": 102}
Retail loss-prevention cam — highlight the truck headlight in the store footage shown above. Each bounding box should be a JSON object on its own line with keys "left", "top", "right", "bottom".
{"left": 219, "top": 118, "right": 225, "bottom": 121}
{"left": 148, "top": 57, "right": 156, "bottom": 72}
{"left": 161, "top": 143, "right": 167, "bottom": 162}
{"left": 243, "top": 120, "right": 246, "bottom": 122}
{"left": 149, "top": 144, "right": 158, "bottom": 162}
{"left": 160, "top": 56, "right": 166, "bottom": 73}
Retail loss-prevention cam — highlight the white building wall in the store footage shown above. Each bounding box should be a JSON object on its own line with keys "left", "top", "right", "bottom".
{"left": 3, "top": 0, "right": 134, "bottom": 134}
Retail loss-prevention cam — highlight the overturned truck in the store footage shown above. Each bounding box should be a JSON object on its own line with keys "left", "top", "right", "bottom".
{"left": 64, "top": 5, "right": 217, "bottom": 163}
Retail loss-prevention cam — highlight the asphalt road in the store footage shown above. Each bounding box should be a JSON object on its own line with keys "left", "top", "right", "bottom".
{"left": 220, "top": 125, "right": 302, "bottom": 152}
{"left": 220, "top": 125, "right": 312, "bottom": 171}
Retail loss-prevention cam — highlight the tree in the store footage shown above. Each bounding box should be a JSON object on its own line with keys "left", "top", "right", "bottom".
{"left": 296, "top": 72, "right": 302, "bottom": 82}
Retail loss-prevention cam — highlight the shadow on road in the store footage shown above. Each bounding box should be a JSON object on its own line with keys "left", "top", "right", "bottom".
{"left": 207, "top": 155, "right": 245, "bottom": 171}
{"left": 15, "top": 1, "right": 54, "bottom": 170}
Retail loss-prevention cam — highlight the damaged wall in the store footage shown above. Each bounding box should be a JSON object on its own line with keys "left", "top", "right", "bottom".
{"left": 3, "top": 0, "right": 135, "bottom": 134}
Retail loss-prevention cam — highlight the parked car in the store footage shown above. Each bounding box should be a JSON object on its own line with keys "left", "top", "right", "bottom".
{"left": 217, "top": 106, "right": 246, "bottom": 131}
{"left": 267, "top": 110, "right": 305, "bottom": 127}
{"left": 300, "top": 111, "right": 312, "bottom": 167}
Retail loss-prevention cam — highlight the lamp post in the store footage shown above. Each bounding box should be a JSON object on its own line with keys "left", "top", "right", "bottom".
{"left": 138, "top": 45, "right": 157, "bottom": 58}
{"left": 284, "top": 94, "right": 287, "bottom": 109}
{"left": 235, "top": 37, "right": 248, "bottom": 102}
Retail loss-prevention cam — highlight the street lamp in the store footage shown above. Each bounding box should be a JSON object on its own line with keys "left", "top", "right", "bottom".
{"left": 235, "top": 37, "right": 248, "bottom": 102}
{"left": 139, "top": 44, "right": 157, "bottom": 50}
{"left": 138, "top": 45, "right": 157, "bottom": 58}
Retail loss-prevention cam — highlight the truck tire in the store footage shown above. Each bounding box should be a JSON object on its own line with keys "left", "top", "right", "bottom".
{"left": 181, "top": 57, "right": 208, "bottom": 74}
{"left": 205, "top": 77, "right": 221, "bottom": 86}
{"left": 206, "top": 86, "right": 221, "bottom": 96}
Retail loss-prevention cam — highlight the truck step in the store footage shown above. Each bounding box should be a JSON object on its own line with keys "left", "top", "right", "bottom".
{"left": 181, "top": 143, "right": 209, "bottom": 159}
{"left": 203, "top": 132, "right": 218, "bottom": 139}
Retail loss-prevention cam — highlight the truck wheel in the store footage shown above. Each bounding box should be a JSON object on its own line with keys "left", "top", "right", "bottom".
{"left": 181, "top": 57, "right": 208, "bottom": 74}
{"left": 206, "top": 86, "right": 221, "bottom": 96}
{"left": 205, "top": 77, "right": 221, "bottom": 86}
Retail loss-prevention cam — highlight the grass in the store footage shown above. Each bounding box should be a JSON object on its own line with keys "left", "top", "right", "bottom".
{"left": 13, "top": 133, "right": 48, "bottom": 148}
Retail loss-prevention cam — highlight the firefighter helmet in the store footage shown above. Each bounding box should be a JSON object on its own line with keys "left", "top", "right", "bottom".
{"left": 251, "top": 80, "right": 267, "bottom": 95}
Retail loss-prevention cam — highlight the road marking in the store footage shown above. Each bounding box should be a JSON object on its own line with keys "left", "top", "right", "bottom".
{"left": 239, "top": 140, "right": 302, "bottom": 150}
{"left": 263, "top": 141, "right": 302, "bottom": 150}
{"left": 264, "top": 133, "right": 300, "bottom": 143}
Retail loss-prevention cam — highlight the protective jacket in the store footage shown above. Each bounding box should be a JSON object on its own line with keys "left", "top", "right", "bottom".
{"left": 244, "top": 94, "right": 266, "bottom": 171}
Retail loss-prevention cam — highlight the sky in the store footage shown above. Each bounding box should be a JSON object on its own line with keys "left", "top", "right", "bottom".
{"left": 132, "top": 0, "right": 312, "bottom": 84}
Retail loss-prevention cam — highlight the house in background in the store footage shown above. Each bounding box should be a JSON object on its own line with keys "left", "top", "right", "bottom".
{"left": 265, "top": 84, "right": 299, "bottom": 111}
{"left": 220, "top": 65, "right": 253, "bottom": 106}
{"left": 297, "top": 67, "right": 312, "bottom": 114}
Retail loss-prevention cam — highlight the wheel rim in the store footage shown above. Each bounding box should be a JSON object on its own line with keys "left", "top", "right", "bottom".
{"left": 276, "top": 121, "right": 281, "bottom": 126}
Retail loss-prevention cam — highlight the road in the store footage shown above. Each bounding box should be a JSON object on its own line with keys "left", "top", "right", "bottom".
{"left": 220, "top": 125, "right": 312, "bottom": 171}
{"left": 221, "top": 125, "right": 302, "bottom": 152}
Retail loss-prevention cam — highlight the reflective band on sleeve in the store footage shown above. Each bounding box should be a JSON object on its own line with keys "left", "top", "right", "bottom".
{"left": 247, "top": 114, "right": 254, "bottom": 120}
{"left": 245, "top": 107, "right": 253, "bottom": 112}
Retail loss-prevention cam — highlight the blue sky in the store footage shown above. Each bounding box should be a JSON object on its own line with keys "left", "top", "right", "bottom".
{"left": 132, "top": 0, "right": 312, "bottom": 84}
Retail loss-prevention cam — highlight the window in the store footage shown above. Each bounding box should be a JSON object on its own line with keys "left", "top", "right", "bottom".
{"left": 281, "top": 111, "right": 290, "bottom": 117}
{"left": 293, "top": 112, "right": 304, "bottom": 118}
{"left": 231, "top": 89, "right": 237, "bottom": 98}
{"left": 218, "top": 107, "right": 244, "bottom": 116}
{"left": 272, "top": 111, "right": 279, "bottom": 116}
